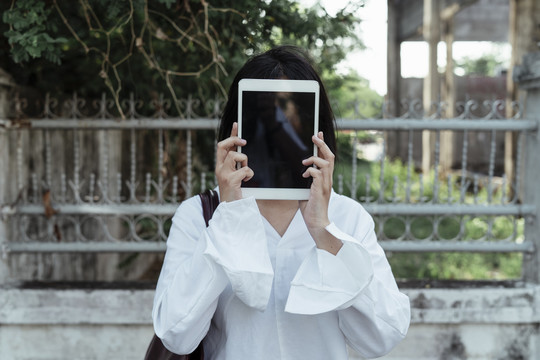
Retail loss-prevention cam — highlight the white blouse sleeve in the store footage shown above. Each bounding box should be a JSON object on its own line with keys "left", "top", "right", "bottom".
{"left": 204, "top": 197, "right": 274, "bottom": 309}
{"left": 285, "top": 203, "right": 410, "bottom": 358}
{"left": 152, "top": 196, "right": 274, "bottom": 355}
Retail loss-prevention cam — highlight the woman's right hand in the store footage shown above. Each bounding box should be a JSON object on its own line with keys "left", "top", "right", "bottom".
{"left": 215, "top": 122, "right": 254, "bottom": 202}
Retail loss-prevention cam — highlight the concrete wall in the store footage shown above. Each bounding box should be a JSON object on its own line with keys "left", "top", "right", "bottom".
{"left": 1, "top": 285, "right": 538, "bottom": 360}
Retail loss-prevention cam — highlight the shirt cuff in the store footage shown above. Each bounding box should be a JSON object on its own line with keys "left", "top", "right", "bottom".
{"left": 285, "top": 222, "right": 374, "bottom": 315}
{"left": 203, "top": 197, "right": 274, "bottom": 311}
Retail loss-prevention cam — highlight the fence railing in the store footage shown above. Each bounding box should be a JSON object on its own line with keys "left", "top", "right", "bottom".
{"left": 0, "top": 93, "right": 538, "bottom": 281}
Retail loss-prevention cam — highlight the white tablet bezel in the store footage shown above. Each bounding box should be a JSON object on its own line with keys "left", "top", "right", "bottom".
{"left": 237, "top": 78, "right": 320, "bottom": 200}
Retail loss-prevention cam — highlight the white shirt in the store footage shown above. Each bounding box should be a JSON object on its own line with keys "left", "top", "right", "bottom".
{"left": 153, "top": 191, "right": 410, "bottom": 359}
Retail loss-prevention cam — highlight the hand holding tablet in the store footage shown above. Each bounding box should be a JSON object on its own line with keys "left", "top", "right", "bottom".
{"left": 215, "top": 122, "right": 254, "bottom": 202}
{"left": 298, "top": 131, "right": 336, "bottom": 234}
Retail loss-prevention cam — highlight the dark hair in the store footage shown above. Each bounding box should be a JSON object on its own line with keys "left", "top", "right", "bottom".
{"left": 218, "top": 46, "right": 337, "bottom": 154}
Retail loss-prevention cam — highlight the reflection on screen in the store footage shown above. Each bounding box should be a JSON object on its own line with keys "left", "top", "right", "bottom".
{"left": 241, "top": 91, "right": 316, "bottom": 189}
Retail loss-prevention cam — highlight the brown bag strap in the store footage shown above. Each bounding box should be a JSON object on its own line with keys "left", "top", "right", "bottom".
{"left": 199, "top": 189, "right": 220, "bottom": 227}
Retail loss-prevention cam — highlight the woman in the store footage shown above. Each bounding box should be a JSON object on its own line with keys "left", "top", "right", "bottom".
{"left": 153, "top": 46, "right": 410, "bottom": 359}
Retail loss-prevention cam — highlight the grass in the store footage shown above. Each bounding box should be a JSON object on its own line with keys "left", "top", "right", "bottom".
{"left": 388, "top": 252, "right": 522, "bottom": 280}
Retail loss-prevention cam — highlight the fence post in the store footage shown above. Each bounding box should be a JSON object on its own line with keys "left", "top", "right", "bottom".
{"left": 514, "top": 52, "right": 540, "bottom": 283}
{"left": 0, "top": 132, "right": 9, "bottom": 283}
{"left": 0, "top": 73, "right": 14, "bottom": 284}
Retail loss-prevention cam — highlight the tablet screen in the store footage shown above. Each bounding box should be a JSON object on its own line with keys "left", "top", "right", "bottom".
{"left": 237, "top": 79, "right": 319, "bottom": 199}
{"left": 241, "top": 90, "right": 316, "bottom": 189}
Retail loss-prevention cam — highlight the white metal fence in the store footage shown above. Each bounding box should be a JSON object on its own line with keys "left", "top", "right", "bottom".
{"left": 0, "top": 93, "right": 538, "bottom": 281}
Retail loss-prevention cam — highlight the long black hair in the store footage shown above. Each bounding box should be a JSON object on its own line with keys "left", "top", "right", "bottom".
{"left": 218, "top": 46, "right": 337, "bottom": 155}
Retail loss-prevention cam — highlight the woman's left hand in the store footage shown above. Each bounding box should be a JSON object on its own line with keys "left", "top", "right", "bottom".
{"left": 299, "top": 132, "right": 342, "bottom": 255}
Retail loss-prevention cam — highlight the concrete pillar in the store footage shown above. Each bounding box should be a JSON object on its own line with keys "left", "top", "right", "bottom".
{"left": 514, "top": 52, "right": 540, "bottom": 283}
{"left": 506, "top": 0, "right": 540, "bottom": 200}
{"left": 422, "top": 0, "right": 440, "bottom": 175}
{"left": 387, "top": 0, "right": 401, "bottom": 115}
{"left": 385, "top": 0, "right": 404, "bottom": 161}
{"left": 440, "top": 16, "right": 456, "bottom": 174}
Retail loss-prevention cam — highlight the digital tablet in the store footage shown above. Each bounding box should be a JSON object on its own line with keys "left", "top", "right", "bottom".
{"left": 237, "top": 79, "right": 320, "bottom": 200}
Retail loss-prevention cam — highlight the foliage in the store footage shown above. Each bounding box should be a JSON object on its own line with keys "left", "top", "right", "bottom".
{"left": 2, "top": 0, "right": 67, "bottom": 64}
{"left": 389, "top": 252, "right": 522, "bottom": 280}
{"left": 455, "top": 54, "right": 504, "bottom": 77}
{"left": 1, "top": 0, "right": 364, "bottom": 118}
{"left": 325, "top": 69, "right": 382, "bottom": 119}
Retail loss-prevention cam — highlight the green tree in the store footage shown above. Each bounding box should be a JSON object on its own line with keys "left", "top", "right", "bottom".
{"left": 2, "top": 0, "right": 364, "bottom": 117}
{"left": 325, "top": 69, "right": 382, "bottom": 119}
{"left": 455, "top": 54, "right": 504, "bottom": 77}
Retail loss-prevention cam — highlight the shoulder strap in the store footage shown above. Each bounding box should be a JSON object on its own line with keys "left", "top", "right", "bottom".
{"left": 198, "top": 189, "right": 220, "bottom": 227}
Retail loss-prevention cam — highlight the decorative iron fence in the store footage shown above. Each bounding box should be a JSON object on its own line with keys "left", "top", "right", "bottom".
{"left": 0, "top": 93, "right": 538, "bottom": 281}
